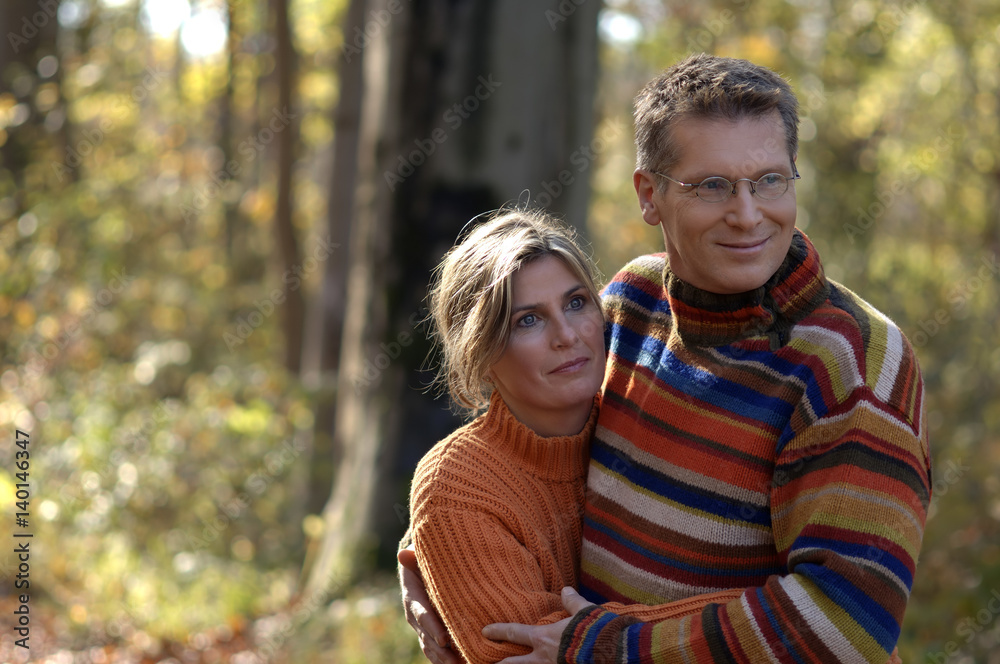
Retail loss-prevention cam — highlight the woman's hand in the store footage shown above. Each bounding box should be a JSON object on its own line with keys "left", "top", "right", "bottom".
{"left": 482, "top": 587, "right": 593, "bottom": 664}
{"left": 398, "top": 547, "right": 460, "bottom": 664}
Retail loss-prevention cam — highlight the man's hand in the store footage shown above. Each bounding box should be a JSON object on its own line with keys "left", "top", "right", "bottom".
{"left": 482, "top": 586, "right": 592, "bottom": 664}
{"left": 398, "top": 547, "right": 459, "bottom": 664}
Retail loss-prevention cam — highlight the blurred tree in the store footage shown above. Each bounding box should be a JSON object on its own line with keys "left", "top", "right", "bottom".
{"left": 304, "top": 0, "right": 603, "bottom": 598}
{"left": 270, "top": 0, "right": 306, "bottom": 374}
{"left": 1, "top": 0, "right": 63, "bottom": 194}
{"left": 302, "top": 0, "right": 366, "bottom": 523}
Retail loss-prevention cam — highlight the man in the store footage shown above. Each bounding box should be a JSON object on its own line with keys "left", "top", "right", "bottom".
{"left": 401, "top": 53, "right": 931, "bottom": 663}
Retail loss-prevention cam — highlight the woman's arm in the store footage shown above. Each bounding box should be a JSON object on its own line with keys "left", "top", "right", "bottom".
{"left": 413, "top": 506, "right": 573, "bottom": 664}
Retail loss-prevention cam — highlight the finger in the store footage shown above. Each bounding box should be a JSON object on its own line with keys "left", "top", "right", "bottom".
{"left": 400, "top": 554, "right": 448, "bottom": 646}
{"left": 560, "top": 586, "right": 593, "bottom": 615}
{"left": 419, "top": 631, "right": 460, "bottom": 664}
{"left": 398, "top": 546, "right": 421, "bottom": 576}
{"left": 482, "top": 622, "right": 533, "bottom": 646}
{"left": 412, "top": 601, "right": 450, "bottom": 647}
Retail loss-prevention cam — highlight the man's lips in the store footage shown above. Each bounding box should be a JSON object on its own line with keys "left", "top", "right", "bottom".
{"left": 718, "top": 237, "right": 770, "bottom": 252}
{"left": 551, "top": 357, "right": 589, "bottom": 374}
{"left": 719, "top": 237, "right": 769, "bottom": 249}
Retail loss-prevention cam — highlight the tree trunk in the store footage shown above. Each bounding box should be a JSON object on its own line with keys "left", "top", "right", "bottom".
{"left": 220, "top": 0, "right": 241, "bottom": 258}
{"left": 304, "top": 0, "right": 601, "bottom": 598}
{"left": 301, "top": 0, "right": 367, "bottom": 526}
{"left": 271, "top": 0, "right": 305, "bottom": 374}
{"left": 1, "top": 0, "right": 62, "bottom": 196}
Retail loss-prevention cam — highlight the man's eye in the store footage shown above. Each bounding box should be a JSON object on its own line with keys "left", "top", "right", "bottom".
{"left": 760, "top": 174, "right": 782, "bottom": 186}
{"left": 700, "top": 178, "right": 728, "bottom": 191}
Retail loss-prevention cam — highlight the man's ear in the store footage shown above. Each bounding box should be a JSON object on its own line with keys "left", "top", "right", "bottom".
{"left": 633, "top": 169, "right": 662, "bottom": 227}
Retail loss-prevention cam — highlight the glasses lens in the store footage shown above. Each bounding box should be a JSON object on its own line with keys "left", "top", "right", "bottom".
{"left": 698, "top": 177, "right": 732, "bottom": 203}
{"left": 754, "top": 174, "right": 788, "bottom": 200}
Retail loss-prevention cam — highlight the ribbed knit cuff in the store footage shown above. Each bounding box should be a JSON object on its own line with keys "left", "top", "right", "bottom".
{"left": 558, "top": 605, "right": 638, "bottom": 664}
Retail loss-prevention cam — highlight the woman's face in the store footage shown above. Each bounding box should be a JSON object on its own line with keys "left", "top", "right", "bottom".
{"left": 488, "top": 255, "right": 606, "bottom": 437}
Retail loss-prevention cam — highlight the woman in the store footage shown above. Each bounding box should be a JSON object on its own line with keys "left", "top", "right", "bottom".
{"left": 406, "top": 209, "right": 741, "bottom": 664}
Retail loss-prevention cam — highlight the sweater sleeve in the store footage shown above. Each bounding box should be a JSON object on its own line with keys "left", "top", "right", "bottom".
{"left": 414, "top": 506, "right": 747, "bottom": 664}
{"left": 560, "top": 381, "right": 932, "bottom": 663}
{"left": 413, "top": 506, "right": 571, "bottom": 664}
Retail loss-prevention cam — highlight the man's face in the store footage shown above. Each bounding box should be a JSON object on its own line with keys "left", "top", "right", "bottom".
{"left": 636, "top": 111, "right": 797, "bottom": 295}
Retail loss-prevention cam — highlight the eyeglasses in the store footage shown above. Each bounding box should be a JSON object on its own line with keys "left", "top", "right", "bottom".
{"left": 652, "top": 169, "right": 801, "bottom": 203}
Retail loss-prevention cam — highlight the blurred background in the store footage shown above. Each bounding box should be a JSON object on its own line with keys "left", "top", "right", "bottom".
{"left": 1, "top": 0, "right": 998, "bottom": 661}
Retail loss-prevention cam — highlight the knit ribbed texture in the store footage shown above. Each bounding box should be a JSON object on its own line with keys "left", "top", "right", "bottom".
{"left": 564, "top": 230, "right": 932, "bottom": 664}
{"left": 411, "top": 393, "right": 745, "bottom": 664}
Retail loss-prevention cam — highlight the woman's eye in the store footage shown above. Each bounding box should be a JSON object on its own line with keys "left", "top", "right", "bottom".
{"left": 517, "top": 313, "right": 537, "bottom": 328}
{"left": 568, "top": 295, "right": 586, "bottom": 310}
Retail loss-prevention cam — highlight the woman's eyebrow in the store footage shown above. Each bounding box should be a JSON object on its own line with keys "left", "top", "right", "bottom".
{"left": 511, "top": 284, "right": 585, "bottom": 314}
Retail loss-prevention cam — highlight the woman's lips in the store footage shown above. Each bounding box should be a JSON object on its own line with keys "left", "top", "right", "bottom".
{"left": 551, "top": 357, "right": 588, "bottom": 374}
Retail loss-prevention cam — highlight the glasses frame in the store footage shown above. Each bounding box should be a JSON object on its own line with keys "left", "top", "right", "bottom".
{"left": 652, "top": 167, "right": 801, "bottom": 203}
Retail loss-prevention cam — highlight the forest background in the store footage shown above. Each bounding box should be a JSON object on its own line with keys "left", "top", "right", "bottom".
{"left": 1, "top": 0, "right": 999, "bottom": 662}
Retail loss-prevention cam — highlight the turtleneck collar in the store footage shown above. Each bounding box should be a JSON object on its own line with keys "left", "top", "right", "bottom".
{"left": 473, "top": 391, "right": 598, "bottom": 482}
{"left": 664, "top": 229, "right": 829, "bottom": 349}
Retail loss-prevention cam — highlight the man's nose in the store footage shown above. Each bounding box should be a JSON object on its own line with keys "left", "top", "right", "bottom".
{"left": 724, "top": 181, "right": 764, "bottom": 228}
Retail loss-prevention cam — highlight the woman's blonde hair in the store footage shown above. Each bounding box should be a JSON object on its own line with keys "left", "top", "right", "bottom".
{"left": 427, "top": 208, "right": 602, "bottom": 414}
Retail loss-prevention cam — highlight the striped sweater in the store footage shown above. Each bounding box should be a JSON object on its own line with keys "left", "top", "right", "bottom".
{"left": 563, "top": 230, "right": 931, "bottom": 663}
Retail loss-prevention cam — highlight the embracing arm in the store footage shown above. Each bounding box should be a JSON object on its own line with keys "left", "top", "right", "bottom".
{"left": 413, "top": 506, "right": 575, "bottom": 664}
{"left": 399, "top": 544, "right": 461, "bottom": 664}
{"left": 559, "top": 387, "right": 932, "bottom": 664}
{"left": 415, "top": 506, "right": 748, "bottom": 664}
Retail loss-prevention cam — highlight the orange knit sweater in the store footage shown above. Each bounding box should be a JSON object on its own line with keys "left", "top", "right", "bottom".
{"left": 410, "top": 393, "right": 742, "bottom": 664}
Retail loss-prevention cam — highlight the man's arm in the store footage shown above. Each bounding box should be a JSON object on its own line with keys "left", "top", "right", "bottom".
{"left": 398, "top": 546, "right": 460, "bottom": 664}
{"left": 406, "top": 506, "right": 746, "bottom": 664}
{"left": 557, "top": 386, "right": 931, "bottom": 663}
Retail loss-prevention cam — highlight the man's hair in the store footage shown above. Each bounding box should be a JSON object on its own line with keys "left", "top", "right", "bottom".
{"left": 427, "top": 208, "right": 602, "bottom": 414}
{"left": 634, "top": 53, "right": 799, "bottom": 181}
